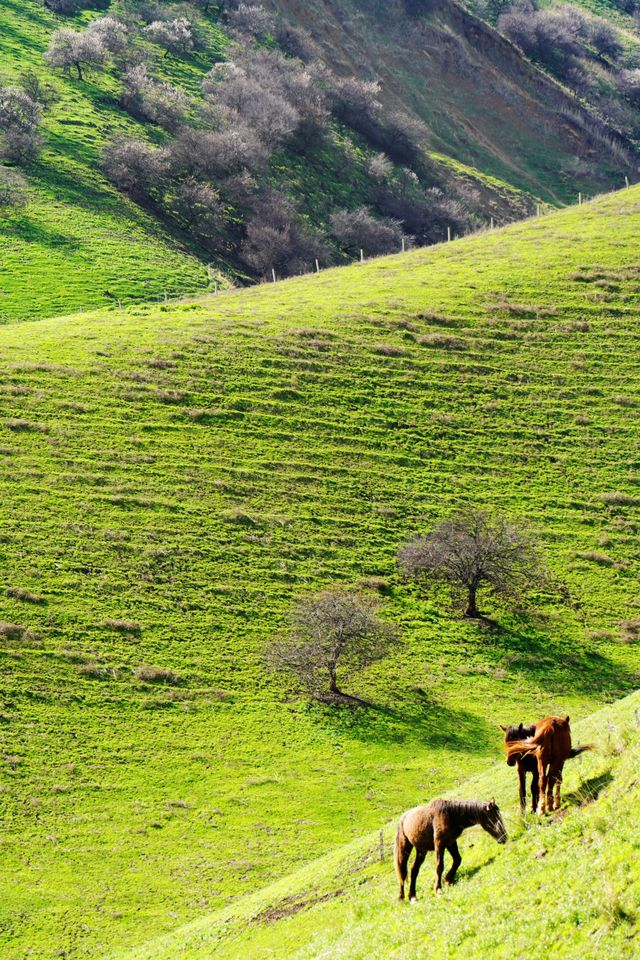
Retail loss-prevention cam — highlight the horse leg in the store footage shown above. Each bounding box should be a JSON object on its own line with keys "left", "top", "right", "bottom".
{"left": 445, "top": 841, "right": 461, "bottom": 887}
{"left": 536, "top": 757, "right": 547, "bottom": 815}
{"left": 545, "top": 766, "right": 556, "bottom": 813}
{"left": 433, "top": 836, "right": 445, "bottom": 896}
{"left": 408, "top": 848, "right": 425, "bottom": 903}
{"left": 395, "top": 833, "right": 412, "bottom": 901}
{"left": 553, "top": 766, "right": 563, "bottom": 810}
{"left": 531, "top": 769, "right": 540, "bottom": 815}
{"left": 518, "top": 762, "right": 526, "bottom": 813}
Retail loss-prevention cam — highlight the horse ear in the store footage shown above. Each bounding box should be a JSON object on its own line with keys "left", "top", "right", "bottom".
{"left": 499, "top": 724, "right": 507, "bottom": 731}
{"left": 565, "top": 715, "right": 570, "bottom": 724}
{"left": 518, "top": 723, "right": 524, "bottom": 733}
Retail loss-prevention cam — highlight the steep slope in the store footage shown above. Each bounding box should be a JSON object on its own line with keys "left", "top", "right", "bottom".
{"left": 0, "top": 188, "right": 639, "bottom": 959}
{"left": 268, "top": 0, "right": 637, "bottom": 200}
{"left": 117, "top": 688, "right": 640, "bottom": 960}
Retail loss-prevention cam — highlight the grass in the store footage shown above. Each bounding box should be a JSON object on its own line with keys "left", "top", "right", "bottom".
{"left": 113, "top": 688, "right": 640, "bottom": 960}
{"left": 0, "top": 187, "right": 639, "bottom": 959}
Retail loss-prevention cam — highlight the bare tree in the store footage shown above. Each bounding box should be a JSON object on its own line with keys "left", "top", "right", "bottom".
{"left": 398, "top": 508, "right": 545, "bottom": 618}
{"left": 267, "top": 588, "right": 395, "bottom": 698}
{"left": 102, "top": 136, "right": 167, "bottom": 200}
{"left": 228, "top": 3, "right": 275, "bottom": 40}
{"left": 241, "top": 190, "right": 330, "bottom": 278}
{"left": 45, "top": 27, "right": 107, "bottom": 80}
{"left": 144, "top": 18, "right": 195, "bottom": 57}
{"left": 120, "top": 65, "right": 190, "bottom": 131}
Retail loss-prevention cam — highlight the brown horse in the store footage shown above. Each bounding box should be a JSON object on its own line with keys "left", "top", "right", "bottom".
{"left": 502, "top": 720, "right": 591, "bottom": 814}
{"left": 505, "top": 715, "right": 590, "bottom": 814}
{"left": 394, "top": 799, "right": 507, "bottom": 901}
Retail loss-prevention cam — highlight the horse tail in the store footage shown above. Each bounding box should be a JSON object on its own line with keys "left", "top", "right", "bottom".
{"left": 394, "top": 818, "right": 408, "bottom": 884}
{"left": 505, "top": 739, "right": 539, "bottom": 766}
{"left": 569, "top": 743, "right": 592, "bottom": 759}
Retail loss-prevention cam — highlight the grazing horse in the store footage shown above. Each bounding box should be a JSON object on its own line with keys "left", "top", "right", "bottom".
{"left": 505, "top": 715, "right": 590, "bottom": 815}
{"left": 394, "top": 799, "right": 507, "bottom": 901}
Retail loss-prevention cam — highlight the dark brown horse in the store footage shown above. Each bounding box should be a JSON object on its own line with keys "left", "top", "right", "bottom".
{"left": 394, "top": 799, "right": 507, "bottom": 901}
{"left": 502, "top": 720, "right": 591, "bottom": 813}
{"left": 505, "top": 715, "right": 592, "bottom": 814}
{"left": 501, "top": 722, "right": 539, "bottom": 813}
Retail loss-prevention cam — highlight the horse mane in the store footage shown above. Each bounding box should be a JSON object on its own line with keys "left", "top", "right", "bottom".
{"left": 434, "top": 799, "right": 488, "bottom": 818}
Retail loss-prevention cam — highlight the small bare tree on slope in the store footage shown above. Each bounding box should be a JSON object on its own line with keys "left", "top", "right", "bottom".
{"left": 398, "top": 507, "right": 545, "bottom": 618}
{"left": 267, "top": 588, "right": 396, "bottom": 699}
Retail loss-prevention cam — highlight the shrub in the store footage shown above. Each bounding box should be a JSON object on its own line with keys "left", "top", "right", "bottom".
{"left": 330, "top": 207, "right": 404, "bottom": 257}
{"left": 135, "top": 665, "right": 179, "bottom": 684}
{"left": 0, "top": 621, "right": 26, "bottom": 641}
{"left": 5, "top": 587, "right": 45, "bottom": 604}
{"left": 102, "top": 137, "right": 167, "bottom": 200}
{"left": 0, "top": 86, "right": 42, "bottom": 163}
{"left": 102, "top": 618, "right": 141, "bottom": 634}
{"left": 0, "top": 167, "right": 28, "bottom": 211}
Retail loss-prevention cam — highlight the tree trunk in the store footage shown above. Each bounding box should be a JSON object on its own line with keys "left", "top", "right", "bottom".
{"left": 465, "top": 583, "right": 480, "bottom": 618}
{"left": 328, "top": 662, "right": 342, "bottom": 696}
{"left": 75, "top": 63, "right": 83, "bottom": 81}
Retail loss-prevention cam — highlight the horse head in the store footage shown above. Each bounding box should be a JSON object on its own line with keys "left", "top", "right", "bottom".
{"left": 482, "top": 800, "right": 507, "bottom": 843}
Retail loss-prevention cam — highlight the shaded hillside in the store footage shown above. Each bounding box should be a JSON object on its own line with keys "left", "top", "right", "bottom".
{"left": 268, "top": 0, "right": 638, "bottom": 200}
{"left": 0, "top": 188, "right": 639, "bottom": 958}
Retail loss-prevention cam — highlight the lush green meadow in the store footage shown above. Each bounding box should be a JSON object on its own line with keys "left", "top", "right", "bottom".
{"left": 0, "top": 188, "right": 639, "bottom": 958}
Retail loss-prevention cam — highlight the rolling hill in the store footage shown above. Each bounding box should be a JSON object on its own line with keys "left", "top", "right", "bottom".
{"left": 0, "top": 186, "right": 639, "bottom": 959}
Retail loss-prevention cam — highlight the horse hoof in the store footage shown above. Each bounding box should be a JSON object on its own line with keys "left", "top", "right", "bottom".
{"left": 435, "top": 889, "right": 442, "bottom": 898}
{"left": 410, "top": 897, "right": 418, "bottom": 904}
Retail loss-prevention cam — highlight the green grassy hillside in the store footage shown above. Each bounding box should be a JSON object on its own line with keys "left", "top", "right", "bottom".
{"left": 0, "top": 187, "right": 639, "bottom": 959}
{"left": 0, "top": 0, "right": 214, "bottom": 323}
{"left": 118, "top": 688, "right": 640, "bottom": 960}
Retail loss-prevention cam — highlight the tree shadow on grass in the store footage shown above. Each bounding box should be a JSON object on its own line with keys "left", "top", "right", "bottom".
{"left": 475, "top": 612, "right": 638, "bottom": 699}
{"left": 308, "top": 688, "right": 498, "bottom": 754}
{"left": 4, "top": 218, "right": 84, "bottom": 252}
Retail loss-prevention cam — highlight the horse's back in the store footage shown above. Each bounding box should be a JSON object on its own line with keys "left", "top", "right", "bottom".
{"left": 400, "top": 802, "right": 439, "bottom": 850}
{"left": 536, "top": 715, "right": 572, "bottom": 761}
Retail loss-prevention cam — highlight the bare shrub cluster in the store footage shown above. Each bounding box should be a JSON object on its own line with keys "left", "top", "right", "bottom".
{"left": 0, "top": 85, "right": 42, "bottom": 163}
{"left": 67, "top": 1, "right": 477, "bottom": 276}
